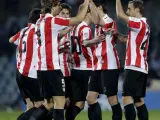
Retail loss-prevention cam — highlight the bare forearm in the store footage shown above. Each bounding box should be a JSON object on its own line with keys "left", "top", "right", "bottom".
{"left": 83, "top": 39, "right": 100, "bottom": 47}
{"left": 116, "top": 0, "right": 124, "bottom": 18}
{"left": 116, "top": 0, "right": 129, "bottom": 23}
{"left": 89, "top": 2, "right": 99, "bottom": 24}
{"left": 69, "top": 3, "right": 89, "bottom": 25}
{"left": 59, "top": 27, "right": 72, "bottom": 39}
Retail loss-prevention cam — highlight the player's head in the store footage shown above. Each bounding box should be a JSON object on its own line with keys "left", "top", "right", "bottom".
{"left": 126, "top": 0, "right": 144, "bottom": 17}
{"left": 28, "top": 8, "right": 41, "bottom": 24}
{"left": 94, "top": 0, "right": 107, "bottom": 14}
{"left": 58, "top": 3, "right": 71, "bottom": 18}
{"left": 41, "top": 0, "right": 62, "bottom": 15}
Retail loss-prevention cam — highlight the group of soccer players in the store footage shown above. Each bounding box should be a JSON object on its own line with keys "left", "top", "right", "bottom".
{"left": 9, "top": 0, "right": 150, "bottom": 120}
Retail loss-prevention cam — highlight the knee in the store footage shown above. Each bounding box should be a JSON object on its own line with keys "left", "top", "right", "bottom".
{"left": 134, "top": 98, "right": 144, "bottom": 107}
{"left": 43, "top": 98, "right": 54, "bottom": 110}
{"left": 75, "top": 101, "right": 85, "bottom": 109}
{"left": 34, "top": 101, "right": 44, "bottom": 108}
{"left": 86, "top": 92, "right": 98, "bottom": 105}
{"left": 108, "top": 95, "right": 118, "bottom": 105}
{"left": 53, "top": 96, "right": 65, "bottom": 109}
{"left": 122, "top": 96, "right": 133, "bottom": 105}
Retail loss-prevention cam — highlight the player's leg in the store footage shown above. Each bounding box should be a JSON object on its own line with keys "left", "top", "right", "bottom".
{"left": 101, "top": 69, "right": 122, "bottom": 120}
{"left": 29, "top": 71, "right": 56, "bottom": 120}
{"left": 122, "top": 69, "right": 145, "bottom": 120}
{"left": 86, "top": 71, "right": 103, "bottom": 120}
{"left": 16, "top": 70, "right": 36, "bottom": 120}
{"left": 66, "top": 70, "right": 89, "bottom": 120}
{"left": 133, "top": 73, "right": 148, "bottom": 120}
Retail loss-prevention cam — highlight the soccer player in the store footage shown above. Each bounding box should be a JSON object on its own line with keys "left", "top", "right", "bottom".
{"left": 116, "top": 0, "right": 150, "bottom": 120}
{"left": 67, "top": 6, "right": 105, "bottom": 120}
{"left": 9, "top": 8, "right": 43, "bottom": 120}
{"left": 29, "top": 0, "right": 91, "bottom": 120}
{"left": 86, "top": 1, "right": 122, "bottom": 120}
{"left": 57, "top": 3, "right": 74, "bottom": 119}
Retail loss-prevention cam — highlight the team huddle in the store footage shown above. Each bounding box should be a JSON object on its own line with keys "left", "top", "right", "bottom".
{"left": 9, "top": 0, "right": 150, "bottom": 120}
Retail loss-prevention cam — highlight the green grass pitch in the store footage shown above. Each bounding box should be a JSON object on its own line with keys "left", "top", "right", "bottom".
{"left": 0, "top": 111, "right": 160, "bottom": 120}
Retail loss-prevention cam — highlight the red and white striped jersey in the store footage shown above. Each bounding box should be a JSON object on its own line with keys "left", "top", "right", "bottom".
{"left": 93, "top": 14, "right": 120, "bottom": 70}
{"left": 125, "top": 17, "right": 150, "bottom": 73}
{"left": 59, "top": 33, "right": 71, "bottom": 77}
{"left": 35, "top": 13, "right": 70, "bottom": 71}
{"left": 13, "top": 24, "right": 37, "bottom": 78}
{"left": 71, "top": 21, "right": 93, "bottom": 70}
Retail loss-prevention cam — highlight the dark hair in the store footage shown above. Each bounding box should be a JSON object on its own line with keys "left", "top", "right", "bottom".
{"left": 129, "top": 0, "right": 144, "bottom": 15}
{"left": 61, "top": 3, "right": 72, "bottom": 14}
{"left": 94, "top": 0, "right": 108, "bottom": 14}
{"left": 41, "top": 0, "right": 60, "bottom": 14}
{"left": 28, "top": 8, "right": 41, "bottom": 24}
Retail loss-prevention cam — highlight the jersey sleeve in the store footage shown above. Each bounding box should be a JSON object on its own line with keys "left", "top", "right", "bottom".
{"left": 102, "top": 15, "right": 114, "bottom": 30}
{"left": 12, "top": 30, "right": 21, "bottom": 45}
{"left": 128, "top": 17, "right": 141, "bottom": 30}
{"left": 81, "top": 27, "right": 92, "bottom": 41}
{"left": 53, "top": 17, "right": 70, "bottom": 31}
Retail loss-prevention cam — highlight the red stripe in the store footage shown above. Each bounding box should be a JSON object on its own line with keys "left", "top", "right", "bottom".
{"left": 63, "top": 53, "right": 69, "bottom": 76}
{"left": 37, "top": 16, "right": 45, "bottom": 70}
{"left": 101, "top": 27, "right": 108, "bottom": 70}
{"left": 13, "top": 30, "right": 21, "bottom": 42}
{"left": 93, "top": 26, "right": 100, "bottom": 70}
{"left": 143, "top": 34, "right": 149, "bottom": 71}
{"left": 72, "top": 26, "right": 80, "bottom": 67}
{"left": 126, "top": 31, "right": 131, "bottom": 66}
{"left": 63, "top": 35, "right": 70, "bottom": 76}
{"left": 22, "top": 28, "right": 34, "bottom": 76}
{"left": 104, "top": 22, "right": 113, "bottom": 30}
{"left": 78, "top": 25, "right": 92, "bottom": 68}
{"left": 18, "top": 37, "right": 23, "bottom": 70}
{"left": 111, "top": 36, "right": 120, "bottom": 69}
{"left": 128, "top": 21, "right": 141, "bottom": 29}
{"left": 45, "top": 17, "right": 54, "bottom": 70}
{"left": 55, "top": 17, "right": 70, "bottom": 26}
{"left": 135, "top": 21, "right": 146, "bottom": 67}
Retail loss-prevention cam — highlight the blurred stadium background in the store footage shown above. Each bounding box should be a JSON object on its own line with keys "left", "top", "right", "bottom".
{"left": 0, "top": 0, "right": 160, "bottom": 119}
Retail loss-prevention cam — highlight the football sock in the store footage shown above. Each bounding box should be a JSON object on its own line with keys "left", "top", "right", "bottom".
{"left": 46, "top": 108, "right": 54, "bottom": 120}
{"left": 124, "top": 104, "right": 136, "bottom": 120}
{"left": 65, "top": 104, "right": 73, "bottom": 120}
{"left": 136, "top": 104, "right": 148, "bottom": 120}
{"left": 88, "top": 102, "right": 102, "bottom": 120}
{"left": 54, "top": 109, "right": 64, "bottom": 120}
{"left": 17, "top": 107, "right": 36, "bottom": 120}
{"left": 29, "top": 105, "right": 48, "bottom": 120}
{"left": 111, "top": 103, "right": 122, "bottom": 120}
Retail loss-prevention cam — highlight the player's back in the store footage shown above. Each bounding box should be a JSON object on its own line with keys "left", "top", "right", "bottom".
{"left": 125, "top": 17, "right": 150, "bottom": 73}
{"left": 14, "top": 24, "right": 37, "bottom": 78}
{"left": 71, "top": 21, "right": 93, "bottom": 70}
{"left": 35, "top": 13, "right": 70, "bottom": 71}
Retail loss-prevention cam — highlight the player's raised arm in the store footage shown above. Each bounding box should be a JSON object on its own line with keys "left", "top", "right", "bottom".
{"left": 89, "top": 0, "right": 100, "bottom": 24}
{"left": 69, "top": 0, "right": 90, "bottom": 26}
{"left": 116, "top": 0, "right": 129, "bottom": 23}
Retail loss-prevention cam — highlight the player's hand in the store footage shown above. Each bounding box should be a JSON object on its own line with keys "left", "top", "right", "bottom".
{"left": 104, "top": 28, "right": 117, "bottom": 35}
{"left": 94, "top": 34, "right": 106, "bottom": 43}
{"left": 58, "top": 39, "right": 70, "bottom": 48}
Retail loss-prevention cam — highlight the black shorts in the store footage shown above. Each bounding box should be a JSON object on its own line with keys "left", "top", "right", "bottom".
{"left": 16, "top": 70, "right": 43, "bottom": 103}
{"left": 88, "top": 70, "right": 103, "bottom": 94}
{"left": 101, "top": 69, "right": 120, "bottom": 96}
{"left": 70, "top": 69, "right": 91, "bottom": 102}
{"left": 123, "top": 69, "right": 148, "bottom": 97}
{"left": 64, "top": 76, "right": 72, "bottom": 98}
{"left": 37, "top": 70, "right": 65, "bottom": 99}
